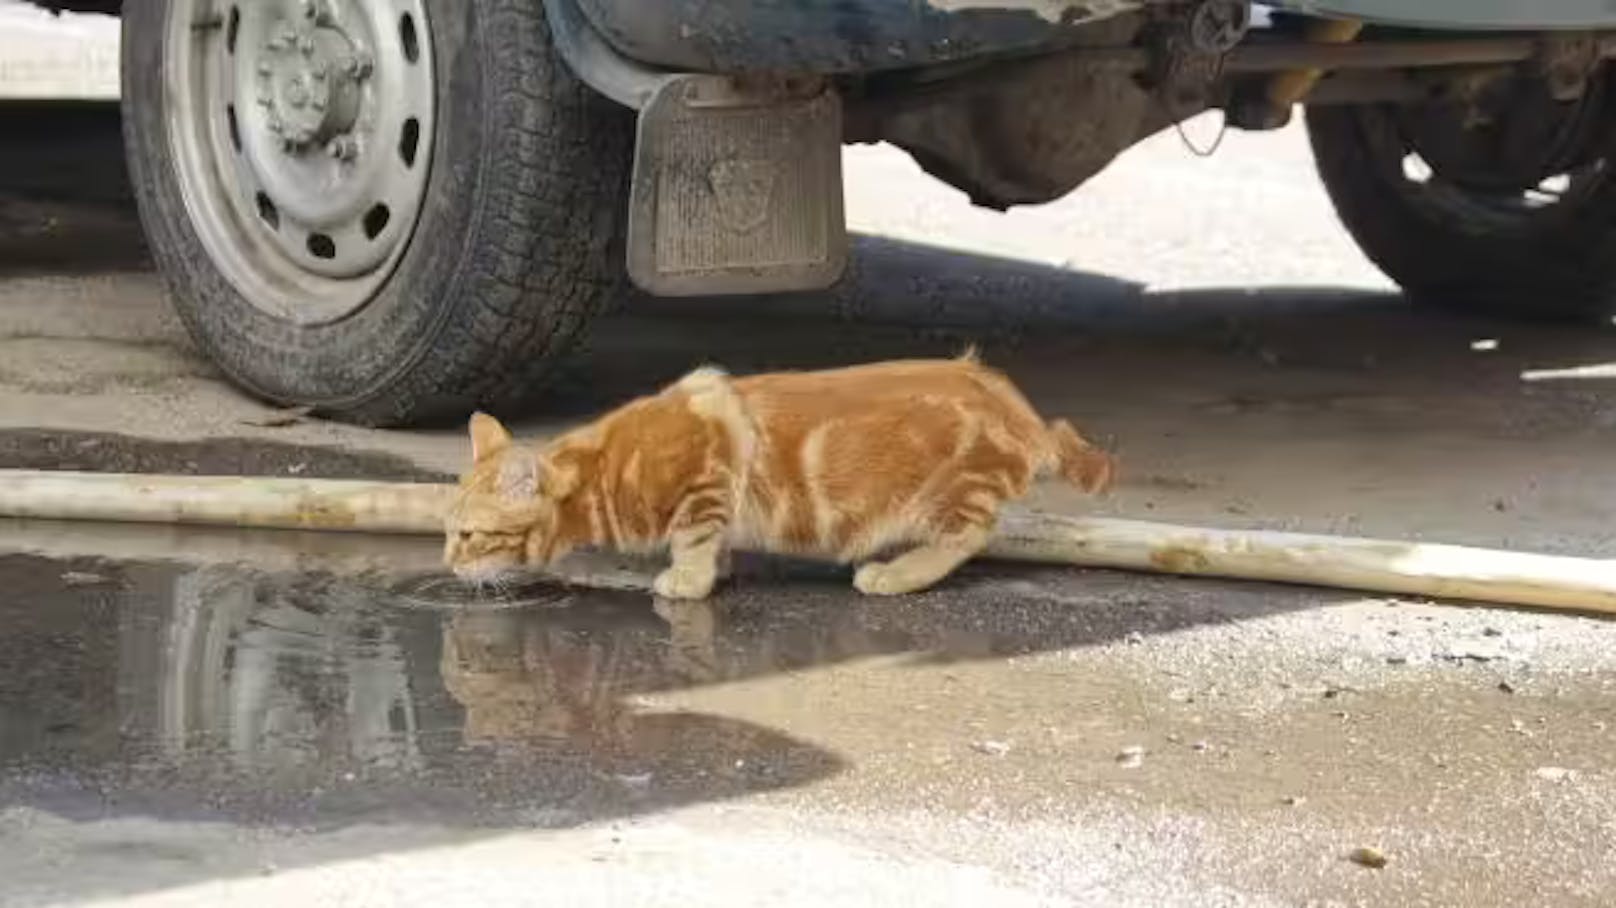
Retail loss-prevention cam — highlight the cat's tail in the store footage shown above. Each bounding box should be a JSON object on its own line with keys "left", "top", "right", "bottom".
{"left": 1046, "top": 419, "right": 1116, "bottom": 494}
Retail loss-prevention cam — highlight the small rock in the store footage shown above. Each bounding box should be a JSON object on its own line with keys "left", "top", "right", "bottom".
{"left": 1440, "top": 645, "right": 1507, "bottom": 663}
{"left": 1167, "top": 688, "right": 1194, "bottom": 703}
{"left": 1482, "top": 626, "right": 1503, "bottom": 637}
{"left": 972, "top": 740, "right": 1011, "bottom": 757}
{"left": 1535, "top": 766, "right": 1578, "bottom": 783}
{"left": 1385, "top": 655, "right": 1408, "bottom": 666}
{"left": 1124, "top": 631, "right": 1144, "bottom": 646}
{"left": 1190, "top": 740, "right": 1209, "bottom": 752}
{"left": 1497, "top": 681, "right": 1516, "bottom": 695}
{"left": 60, "top": 571, "right": 108, "bottom": 587}
{"left": 1349, "top": 846, "right": 1388, "bottom": 869}
{"left": 1116, "top": 745, "right": 1145, "bottom": 768}
{"left": 1282, "top": 795, "right": 1306, "bottom": 807}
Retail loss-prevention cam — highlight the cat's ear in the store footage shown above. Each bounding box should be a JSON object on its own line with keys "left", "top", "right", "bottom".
{"left": 496, "top": 454, "right": 540, "bottom": 501}
{"left": 468, "top": 412, "right": 512, "bottom": 462}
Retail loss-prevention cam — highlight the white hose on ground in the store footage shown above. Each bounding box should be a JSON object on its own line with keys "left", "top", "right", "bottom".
{"left": 1, "top": 469, "right": 1613, "bottom": 614}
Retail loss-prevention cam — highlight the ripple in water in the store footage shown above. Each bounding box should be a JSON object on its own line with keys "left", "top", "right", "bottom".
{"left": 385, "top": 572, "right": 575, "bottom": 611}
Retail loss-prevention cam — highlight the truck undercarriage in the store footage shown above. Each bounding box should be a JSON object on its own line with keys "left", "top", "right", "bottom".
{"left": 23, "top": 0, "right": 1616, "bottom": 423}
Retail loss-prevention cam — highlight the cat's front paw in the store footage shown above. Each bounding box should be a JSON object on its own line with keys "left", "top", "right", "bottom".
{"left": 654, "top": 564, "right": 717, "bottom": 600}
{"left": 853, "top": 562, "right": 921, "bottom": 596}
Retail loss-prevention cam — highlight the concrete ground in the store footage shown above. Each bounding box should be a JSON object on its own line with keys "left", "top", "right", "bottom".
{"left": 2, "top": 13, "right": 1616, "bottom": 906}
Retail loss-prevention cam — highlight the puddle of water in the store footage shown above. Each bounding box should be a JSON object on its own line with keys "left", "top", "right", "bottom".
{"left": 0, "top": 550, "right": 866, "bottom": 825}
{"left": 0, "top": 526, "right": 1219, "bottom": 826}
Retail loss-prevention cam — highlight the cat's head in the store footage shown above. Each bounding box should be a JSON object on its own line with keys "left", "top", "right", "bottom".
{"left": 444, "top": 413, "right": 576, "bottom": 582}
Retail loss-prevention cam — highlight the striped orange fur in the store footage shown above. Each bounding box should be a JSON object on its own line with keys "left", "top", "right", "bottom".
{"left": 445, "top": 354, "right": 1116, "bottom": 598}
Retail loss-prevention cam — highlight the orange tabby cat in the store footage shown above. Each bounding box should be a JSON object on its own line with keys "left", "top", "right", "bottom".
{"left": 445, "top": 353, "right": 1115, "bottom": 599}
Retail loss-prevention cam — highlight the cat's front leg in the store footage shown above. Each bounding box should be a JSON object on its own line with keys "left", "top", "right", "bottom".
{"left": 651, "top": 444, "right": 742, "bottom": 597}
{"left": 654, "top": 490, "right": 732, "bottom": 599}
{"left": 654, "top": 528, "right": 727, "bottom": 599}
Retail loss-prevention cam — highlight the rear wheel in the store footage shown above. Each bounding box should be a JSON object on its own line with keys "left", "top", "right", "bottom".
{"left": 1307, "top": 77, "right": 1616, "bottom": 321}
{"left": 122, "top": 0, "right": 632, "bottom": 425}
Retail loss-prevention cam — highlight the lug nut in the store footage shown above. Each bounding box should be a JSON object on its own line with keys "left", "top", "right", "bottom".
{"left": 345, "top": 52, "right": 374, "bottom": 79}
{"left": 302, "top": 0, "right": 335, "bottom": 24}
{"left": 326, "top": 136, "right": 358, "bottom": 160}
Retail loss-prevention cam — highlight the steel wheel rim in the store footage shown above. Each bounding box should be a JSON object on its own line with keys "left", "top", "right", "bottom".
{"left": 164, "top": 0, "right": 435, "bottom": 326}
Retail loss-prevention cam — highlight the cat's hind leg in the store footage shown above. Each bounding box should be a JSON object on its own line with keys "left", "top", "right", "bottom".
{"left": 851, "top": 470, "right": 1011, "bottom": 596}
{"left": 852, "top": 525, "right": 990, "bottom": 596}
{"left": 853, "top": 536, "right": 988, "bottom": 597}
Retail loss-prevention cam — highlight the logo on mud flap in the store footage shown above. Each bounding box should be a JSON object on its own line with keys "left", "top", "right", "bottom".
{"left": 708, "top": 158, "right": 776, "bottom": 234}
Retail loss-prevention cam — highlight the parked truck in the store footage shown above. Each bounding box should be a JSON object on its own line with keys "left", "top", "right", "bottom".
{"left": 23, "top": 1, "right": 1616, "bottom": 424}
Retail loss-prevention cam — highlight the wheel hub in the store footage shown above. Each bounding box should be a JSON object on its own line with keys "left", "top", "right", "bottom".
{"left": 163, "top": 0, "right": 436, "bottom": 321}
{"left": 255, "top": 14, "right": 368, "bottom": 155}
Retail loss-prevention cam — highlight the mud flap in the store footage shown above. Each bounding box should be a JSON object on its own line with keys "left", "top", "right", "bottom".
{"left": 626, "top": 75, "right": 847, "bottom": 296}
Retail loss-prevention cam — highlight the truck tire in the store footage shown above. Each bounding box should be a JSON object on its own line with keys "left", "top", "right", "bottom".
{"left": 1306, "top": 93, "right": 1616, "bottom": 321}
{"left": 122, "top": 0, "right": 632, "bottom": 426}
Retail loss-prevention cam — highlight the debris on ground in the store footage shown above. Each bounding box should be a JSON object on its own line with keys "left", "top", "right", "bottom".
{"left": 240, "top": 407, "right": 313, "bottom": 428}
{"left": 1534, "top": 766, "right": 1578, "bottom": 783}
{"left": 1349, "top": 846, "right": 1388, "bottom": 869}
{"left": 1116, "top": 745, "right": 1146, "bottom": 768}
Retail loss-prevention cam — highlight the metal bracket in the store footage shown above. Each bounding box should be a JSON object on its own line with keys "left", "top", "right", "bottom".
{"left": 1149, "top": 0, "right": 1251, "bottom": 114}
{"left": 542, "top": 0, "right": 676, "bottom": 109}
